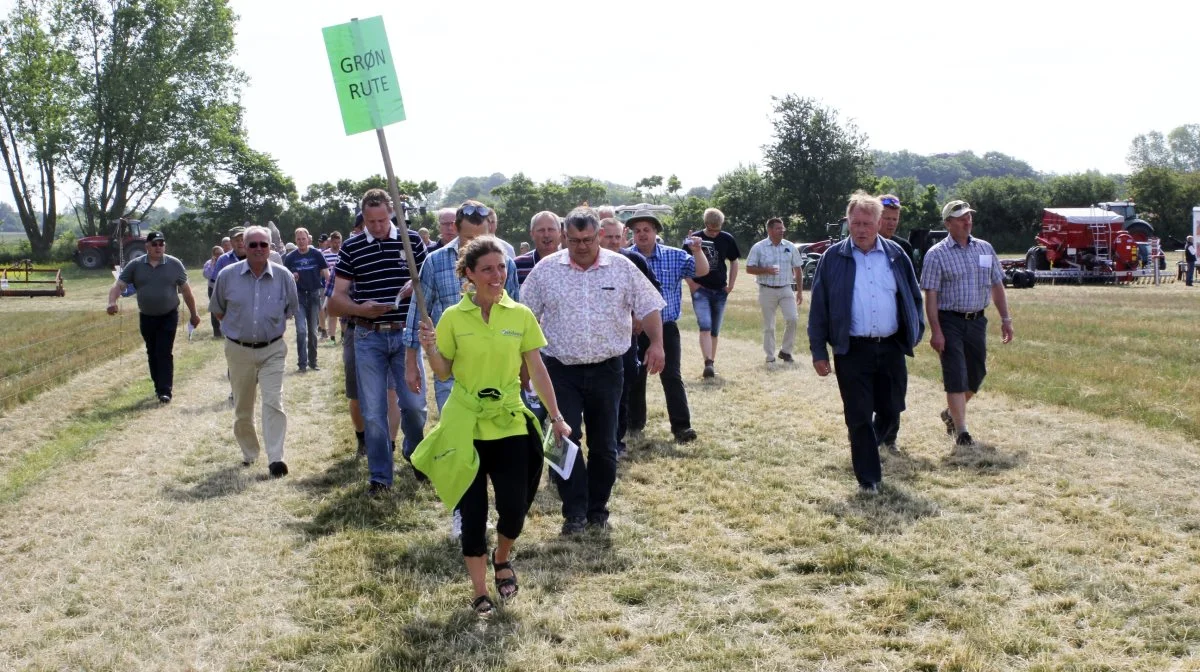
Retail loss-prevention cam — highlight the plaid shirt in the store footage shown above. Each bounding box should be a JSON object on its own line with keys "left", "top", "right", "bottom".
{"left": 919, "top": 235, "right": 1004, "bottom": 312}
{"left": 624, "top": 243, "right": 696, "bottom": 323}
{"left": 404, "top": 238, "right": 520, "bottom": 348}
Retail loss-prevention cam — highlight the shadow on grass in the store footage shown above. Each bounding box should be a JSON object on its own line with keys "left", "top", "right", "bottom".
{"left": 364, "top": 611, "right": 525, "bottom": 671}
{"left": 881, "top": 449, "right": 938, "bottom": 480}
{"left": 294, "top": 456, "right": 431, "bottom": 540}
{"left": 941, "top": 440, "right": 1025, "bottom": 474}
{"left": 89, "top": 395, "right": 160, "bottom": 422}
{"left": 819, "top": 483, "right": 941, "bottom": 535}
{"left": 162, "top": 464, "right": 249, "bottom": 501}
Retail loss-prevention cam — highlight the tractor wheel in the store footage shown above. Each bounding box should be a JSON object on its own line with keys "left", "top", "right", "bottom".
{"left": 1026, "top": 247, "right": 1048, "bottom": 271}
{"left": 124, "top": 244, "right": 146, "bottom": 263}
{"left": 1125, "top": 221, "right": 1153, "bottom": 242}
{"left": 1019, "top": 270, "right": 1036, "bottom": 288}
{"left": 77, "top": 248, "right": 106, "bottom": 269}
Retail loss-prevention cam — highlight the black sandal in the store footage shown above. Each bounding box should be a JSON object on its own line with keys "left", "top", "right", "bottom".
{"left": 491, "top": 549, "right": 519, "bottom": 602}
{"left": 471, "top": 594, "right": 495, "bottom": 616}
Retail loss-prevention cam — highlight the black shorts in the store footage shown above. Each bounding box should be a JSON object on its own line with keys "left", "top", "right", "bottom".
{"left": 938, "top": 312, "right": 987, "bottom": 394}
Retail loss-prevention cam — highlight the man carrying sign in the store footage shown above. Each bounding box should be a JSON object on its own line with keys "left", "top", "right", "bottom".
{"left": 329, "top": 188, "right": 428, "bottom": 496}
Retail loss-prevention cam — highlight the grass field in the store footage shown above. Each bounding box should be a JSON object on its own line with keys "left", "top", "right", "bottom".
{"left": 0, "top": 277, "right": 1198, "bottom": 670}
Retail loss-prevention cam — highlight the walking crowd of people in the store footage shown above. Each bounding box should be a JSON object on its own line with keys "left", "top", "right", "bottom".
{"left": 106, "top": 187, "right": 1024, "bottom": 616}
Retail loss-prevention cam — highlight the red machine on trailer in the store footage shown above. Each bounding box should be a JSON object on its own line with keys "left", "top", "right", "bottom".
{"left": 1025, "top": 207, "right": 1163, "bottom": 283}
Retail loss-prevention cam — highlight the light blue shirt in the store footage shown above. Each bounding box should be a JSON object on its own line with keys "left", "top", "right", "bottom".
{"left": 850, "top": 237, "right": 898, "bottom": 338}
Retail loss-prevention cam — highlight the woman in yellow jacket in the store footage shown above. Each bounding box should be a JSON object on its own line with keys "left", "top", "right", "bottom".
{"left": 414, "top": 235, "right": 571, "bottom": 616}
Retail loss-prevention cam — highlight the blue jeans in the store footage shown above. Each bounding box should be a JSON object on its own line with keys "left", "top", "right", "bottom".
{"left": 354, "top": 326, "right": 428, "bottom": 486}
{"left": 433, "top": 376, "right": 453, "bottom": 414}
{"left": 691, "top": 286, "right": 729, "bottom": 336}
{"left": 294, "top": 289, "right": 322, "bottom": 368}
{"left": 545, "top": 355, "right": 623, "bottom": 523}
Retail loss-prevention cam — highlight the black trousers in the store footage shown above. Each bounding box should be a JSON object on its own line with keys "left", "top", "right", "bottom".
{"left": 139, "top": 309, "right": 178, "bottom": 397}
{"left": 459, "top": 432, "right": 531, "bottom": 558}
{"left": 545, "top": 355, "right": 622, "bottom": 524}
{"left": 833, "top": 337, "right": 908, "bottom": 486}
{"left": 630, "top": 321, "right": 691, "bottom": 433}
{"left": 616, "top": 341, "right": 638, "bottom": 449}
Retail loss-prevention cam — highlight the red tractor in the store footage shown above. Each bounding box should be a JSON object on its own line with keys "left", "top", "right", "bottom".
{"left": 74, "top": 218, "right": 147, "bottom": 270}
{"left": 1025, "top": 207, "right": 1152, "bottom": 280}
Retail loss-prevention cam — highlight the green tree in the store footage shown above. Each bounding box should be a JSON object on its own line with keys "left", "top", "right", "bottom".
{"left": 0, "top": 0, "right": 76, "bottom": 259}
{"left": 1044, "top": 172, "right": 1118, "bottom": 207}
{"left": 634, "top": 175, "right": 663, "bottom": 203}
{"left": 1128, "top": 125, "right": 1200, "bottom": 172}
{"left": 564, "top": 176, "right": 606, "bottom": 209}
{"left": 1128, "top": 166, "right": 1200, "bottom": 239}
{"left": 67, "top": 0, "right": 246, "bottom": 236}
{"left": 490, "top": 172, "right": 541, "bottom": 241}
{"left": 953, "top": 176, "right": 1046, "bottom": 251}
{"left": 763, "top": 95, "right": 874, "bottom": 240}
{"left": 712, "top": 164, "right": 776, "bottom": 245}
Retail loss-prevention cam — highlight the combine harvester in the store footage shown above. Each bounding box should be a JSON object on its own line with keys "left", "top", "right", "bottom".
{"left": 0, "top": 260, "right": 65, "bottom": 298}
{"left": 1022, "top": 207, "right": 1166, "bottom": 285}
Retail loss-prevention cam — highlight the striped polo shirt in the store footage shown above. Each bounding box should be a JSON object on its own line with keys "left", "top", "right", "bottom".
{"left": 335, "top": 224, "right": 427, "bottom": 324}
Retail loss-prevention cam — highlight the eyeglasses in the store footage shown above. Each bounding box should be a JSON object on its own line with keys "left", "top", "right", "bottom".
{"left": 566, "top": 234, "right": 598, "bottom": 246}
{"left": 477, "top": 388, "right": 501, "bottom": 400}
{"left": 246, "top": 241, "right": 271, "bottom": 249}
{"left": 460, "top": 204, "right": 492, "bottom": 218}
{"left": 880, "top": 197, "right": 901, "bottom": 208}
{"left": 148, "top": 240, "right": 165, "bottom": 247}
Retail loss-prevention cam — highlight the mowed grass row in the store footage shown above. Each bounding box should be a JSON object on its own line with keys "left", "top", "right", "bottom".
{"left": 717, "top": 280, "right": 1200, "bottom": 441}
{"left": 265, "top": 332, "right": 1200, "bottom": 671}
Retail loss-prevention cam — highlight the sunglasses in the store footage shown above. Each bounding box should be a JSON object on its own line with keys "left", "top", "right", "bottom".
{"left": 460, "top": 204, "right": 492, "bottom": 218}
{"left": 246, "top": 241, "right": 271, "bottom": 249}
{"left": 880, "top": 197, "right": 901, "bottom": 208}
{"left": 148, "top": 240, "right": 165, "bottom": 247}
{"left": 477, "top": 387, "right": 501, "bottom": 400}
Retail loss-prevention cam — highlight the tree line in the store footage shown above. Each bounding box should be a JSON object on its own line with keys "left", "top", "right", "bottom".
{"left": 4, "top": 2, "right": 1197, "bottom": 263}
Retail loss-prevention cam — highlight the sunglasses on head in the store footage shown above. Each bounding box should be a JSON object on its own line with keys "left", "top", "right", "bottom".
{"left": 460, "top": 204, "right": 492, "bottom": 218}
{"left": 477, "top": 387, "right": 501, "bottom": 400}
{"left": 881, "top": 197, "right": 901, "bottom": 208}
{"left": 246, "top": 241, "right": 271, "bottom": 249}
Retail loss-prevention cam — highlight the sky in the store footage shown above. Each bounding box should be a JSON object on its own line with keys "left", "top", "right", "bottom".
{"left": 2, "top": 0, "right": 1198, "bottom": 209}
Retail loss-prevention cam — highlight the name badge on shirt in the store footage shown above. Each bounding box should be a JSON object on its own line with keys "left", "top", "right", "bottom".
{"left": 978, "top": 254, "right": 992, "bottom": 269}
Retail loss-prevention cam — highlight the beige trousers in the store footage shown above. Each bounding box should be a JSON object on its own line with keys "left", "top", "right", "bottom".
{"left": 758, "top": 284, "right": 798, "bottom": 359}
{"left": 224, "top": 338, "right": 288, "bottom": 464}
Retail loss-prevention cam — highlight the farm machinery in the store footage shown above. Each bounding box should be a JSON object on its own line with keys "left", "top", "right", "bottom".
{"left": 73, "top": 218, "right": 146, "bottom": 270}
{"left": 0, "top": 260, "right": 65, "bottom": 298}
{"left": 1024, "top": 207, "right": 1165, "bottom": 283}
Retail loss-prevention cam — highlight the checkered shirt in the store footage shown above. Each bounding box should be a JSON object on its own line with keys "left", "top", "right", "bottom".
{"left": 624, "top": 243, "right": 696, "bottom": 323}
{"left": 404, "top": 238, "right": 521, "bottom": 348}
{"left": 919, "top": 235, "right": 1004, "bottom": 312}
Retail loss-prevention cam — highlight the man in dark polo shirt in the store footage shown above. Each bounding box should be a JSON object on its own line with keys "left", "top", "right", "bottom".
{"left": 921, "top": 200, "right": 1014, "bottom": 447}
{"left": 329, "top": 188, "right": 428, "bottom": 496}
{"left": 106, "top": 231, "right": 201, "bottom": 404}
{"left": 212, "top": 225, "right": 299, "bottom": 477}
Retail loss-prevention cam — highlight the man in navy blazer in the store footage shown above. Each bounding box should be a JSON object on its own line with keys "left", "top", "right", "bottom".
{"left": 808, "top": 191, "right": 924, "bottom": 493}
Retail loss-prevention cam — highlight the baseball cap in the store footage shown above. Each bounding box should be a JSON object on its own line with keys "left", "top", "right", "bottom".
{"left": 228, "top": 225, "right": 245, "bottom": 238}
{"left": 626, "top": 211, "right": 662, "bottom": 233}
{"left": 318, "top": 233, "right": 329, "bottom": 243}
{"left": 145, "top": 231, "right": 165, "bottom": 243}
{"left": 941, "top": 200, "right": 976, "bottom": 220}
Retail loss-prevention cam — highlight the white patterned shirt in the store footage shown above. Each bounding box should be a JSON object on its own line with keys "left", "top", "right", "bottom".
{"left": 521, "top": 248, "right": 666, "bottom": 365}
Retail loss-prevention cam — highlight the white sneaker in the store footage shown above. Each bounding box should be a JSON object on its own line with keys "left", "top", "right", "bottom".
{"left": 449, "top": 509, "right": 462, "bottom": 541}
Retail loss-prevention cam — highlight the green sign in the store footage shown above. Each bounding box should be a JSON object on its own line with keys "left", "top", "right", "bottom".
{"left": 322, "top": 16, "right": 406, "bottom": 135}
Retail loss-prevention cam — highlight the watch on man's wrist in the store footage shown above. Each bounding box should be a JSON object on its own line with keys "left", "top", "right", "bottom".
{"left": 550, "top": 414, "right": 565, "bottom": 423}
